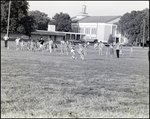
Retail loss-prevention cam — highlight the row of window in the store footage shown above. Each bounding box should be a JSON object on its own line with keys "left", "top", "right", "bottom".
{"left": 72, "top": 26, "right": 97, "bottom": 35}
{"left": 80, "top": 27, "right": 97, "bottom": 35}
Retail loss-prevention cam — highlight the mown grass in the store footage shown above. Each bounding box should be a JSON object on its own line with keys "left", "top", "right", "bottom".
{"left": 1, "top": 41, "right": 149, "bottom": 118}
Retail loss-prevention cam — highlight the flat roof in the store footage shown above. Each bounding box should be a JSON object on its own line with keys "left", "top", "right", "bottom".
{"left": 31, "top": 30, "right": 86, "bottom": 36}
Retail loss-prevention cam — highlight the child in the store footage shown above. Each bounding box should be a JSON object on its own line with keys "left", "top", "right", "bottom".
{"left": 49, "top": 38, "right": 53, "bottom": 53}
{"left": 20, "top": 40, "right": 24, "bottom": 51}
{"left": 130, "top": 44, "right": 133, "bottom": 56}
{"left": 71, "top": 46, "right": 77, "bottom": 59}
{"left": 64, "top": 41, "right": 69, "bottom": 55}
{"left": 15, "top": 37, "right": 20, "bottom": 50}
{"left": 78, "top": 44, "right": 85, "bottom": 60}
{"left": 120, "top": 44, "right": 124, "bottom": 55}
{"left": 94, "top": 42, "right": 98, "bottom": 50}
{"left": 60, "top": 40, "right": 65, "bottom": 54}
{"left": 99, "top": 41, "right": 104, "bottom": 56}
{"left": 109, "top": 43, "right": 114, "bottom": 58}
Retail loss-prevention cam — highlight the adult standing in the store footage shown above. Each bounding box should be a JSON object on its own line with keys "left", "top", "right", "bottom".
{"left": 3, "top": 34, "right": 9, "bottom": 48}
{"left": 15, "top": 37, "right": 20, "bottom": 50}
{"left": 115, "top": 42, "right": 120, "bottom": 58}
{"left": 48, "top": 36, "right": 53, "bottom": 53}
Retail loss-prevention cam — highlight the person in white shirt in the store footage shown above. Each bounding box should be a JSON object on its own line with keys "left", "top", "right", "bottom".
{"left": 3, "top": 34, "right": 9, "bottom": 48}
{"left": 48, "top": 37, "right": 53, "bottom": 53}
{"left": 15, "top": 37, "right": 20, "bottom": 50}
{"left": 98, "top": 41, "right": 104, "bottom": 56}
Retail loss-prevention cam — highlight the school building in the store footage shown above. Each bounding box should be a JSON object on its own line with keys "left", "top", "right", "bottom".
{"left": 71, "top": 5, "right": 128, "bottom": 43}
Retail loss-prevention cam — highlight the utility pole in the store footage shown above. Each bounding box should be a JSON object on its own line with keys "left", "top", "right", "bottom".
{"left": 143, "top": 19, "right": 145, "bottom": 48}
{"left": 6, "top": 0, "right": 11, "bottom": 37}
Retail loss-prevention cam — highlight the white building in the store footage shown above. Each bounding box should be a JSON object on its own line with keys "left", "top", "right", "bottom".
{"left": 71, "top": 5, "right": 126, "bottom": 43}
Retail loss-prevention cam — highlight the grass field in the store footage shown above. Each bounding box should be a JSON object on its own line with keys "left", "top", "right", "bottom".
{"left": 1, "top": 41, "right": 149, "bottom": 118}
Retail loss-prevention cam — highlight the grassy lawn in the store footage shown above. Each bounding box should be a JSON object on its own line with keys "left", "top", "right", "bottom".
{"left": 1, "top": 41, "right": 149, "bottom": 118}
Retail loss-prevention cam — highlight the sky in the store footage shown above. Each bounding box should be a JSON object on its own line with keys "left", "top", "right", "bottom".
{"left": 27, "top": 1, "right": 149, "bottom": 18}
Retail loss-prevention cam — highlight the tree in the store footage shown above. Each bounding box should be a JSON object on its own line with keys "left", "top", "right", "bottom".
{"left": 28, "top": 10, "right": 51, "bottom": 30}
{"left": 19, "top": 16, "right": 36, "bottom": 37}
{"left": 117, "top": 8, "right": 149, "bottom": 44}
{"left": 1, "top": 0, "right": 29, "bottom": 33}
{"left": 50, "top": 12, "right": 72, "bottom": 32}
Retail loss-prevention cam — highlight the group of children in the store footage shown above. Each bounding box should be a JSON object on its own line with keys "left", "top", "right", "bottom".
{"left": 14, "top": 36, "right": 90, "bottom": 60}
{"left": 94, "top": 41, "right": 133, "bottom": 58}
{"left": 14, "top": 35, "right": 134, "bottom": 60}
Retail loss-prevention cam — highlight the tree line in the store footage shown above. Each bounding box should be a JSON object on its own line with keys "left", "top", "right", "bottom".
{"left": 1, "top": 0, "right": 72, "bottom": 37}
{"left": 116, "top": 8, "right": 149, "bottom": 44}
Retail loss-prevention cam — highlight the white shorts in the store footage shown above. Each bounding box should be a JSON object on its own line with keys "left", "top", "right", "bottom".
{"left": 40, "top": 44, "right": 43, "bottom": 48}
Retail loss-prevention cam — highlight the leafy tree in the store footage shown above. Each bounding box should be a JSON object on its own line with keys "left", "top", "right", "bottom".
{"left": 28, "top": 10, "right": 51, "bottom": 30}
{"left": 19, "top": 16, "right": 36, "bottom": 37}
{"left": 1, "top": 0, "right": 29, "bottom": 32}
{"left": 117, "top": 8, "right": 149, "bottom": 44}
{"left": 50, "top": 12, "right": 72, "bottom": 32}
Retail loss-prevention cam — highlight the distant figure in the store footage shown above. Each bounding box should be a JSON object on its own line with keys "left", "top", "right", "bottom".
{"left": 105, "top": 45, "right": 110, "bottom": 56}
{"left": 94, "top": 42, "right": 98, "bottom": 50}
{"left": 64, "top": 41, "right": 69, "bottom": 55}
{"left": 3, "top": 34, "right": 9, "bottom": 48}
{"left": 130, "top": 44, "right": 133, "bottom": 56}
{"left": 115, "top": 42, "right": 120, "bottom": 58}
{"left": 39, "top": 37, "right": 44, "bottom": 51}
{"left": 20, "top": 40, "right": 25, "bottom": 51}
{"left": 119, "top": 44, "right": 124, "bottom": 55}
{"left": 48, "top": 37, "right": 53, "bottom": 53}
{"left": 71, "top": 46, "right": 76, "bottom": 59}
{"left": 60, "top": 40, "right": 65, "bottom": 54}
{"left": 15, "top": 37, "right": 20, "bottom": 50}
{"left": 78, "top": 44, "right": 85, "bottom": 60}
{"left": 98, "top": 41, "right": 104, "bottom": 55}
{"left": 109, "top": 43, "right": 114, "bottom": 58}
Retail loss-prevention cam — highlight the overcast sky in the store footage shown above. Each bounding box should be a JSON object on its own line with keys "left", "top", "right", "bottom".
{"left": 28, "top": 1, "right": 149, "bottom": 18}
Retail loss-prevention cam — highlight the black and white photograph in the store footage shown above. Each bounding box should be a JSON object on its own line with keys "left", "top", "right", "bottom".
{"left": 1, "top": 0, "right": 149, "bottom": 118}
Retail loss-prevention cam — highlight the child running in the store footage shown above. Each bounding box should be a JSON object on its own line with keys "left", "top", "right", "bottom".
{"left": 71, "top": 46, "right": 77, "bottom": 59}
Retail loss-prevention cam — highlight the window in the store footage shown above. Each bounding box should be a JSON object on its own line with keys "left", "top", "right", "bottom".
{"left": 91, "top": 27, "right": 97, "bottom": 35}
{"left": 85, "top": 27, "right": 90, "bottom": 34}
{"left": 80, "top": 27, "right": 84, "bottom": 33}
{"left": 91, "top": 36, "right": 96, "bottom": 39}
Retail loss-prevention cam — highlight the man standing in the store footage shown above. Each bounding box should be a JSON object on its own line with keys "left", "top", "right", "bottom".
{"left": 15, "top": 37, "right": 20, "bottom": 50}
{"left": 115, "top": 42, "right": 120, "bottom": 58}
{"left": 48, "top": 37, "right": 53, "bottom": 53}
{"left": 3, "top": 34, "right": 9, "bottom": 48}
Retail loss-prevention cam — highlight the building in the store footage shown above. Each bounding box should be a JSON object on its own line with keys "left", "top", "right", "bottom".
{"left": 30, "top": 25, "right": 86, "bottom": 42}
{"left": 71, "top": 5, "right": 125, "bottom": 43}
